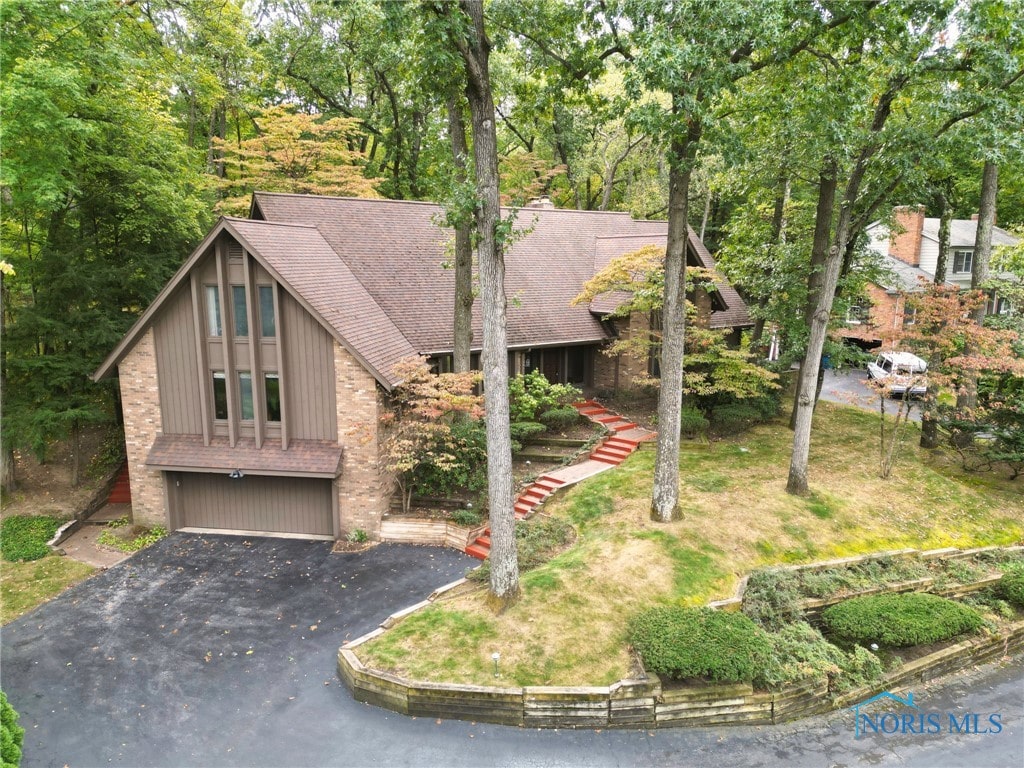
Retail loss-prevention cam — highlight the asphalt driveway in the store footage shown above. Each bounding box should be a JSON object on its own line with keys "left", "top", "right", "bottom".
{"left": 2, "top": 533, "right": 1021, "bottom": 768}
{"left": 820, "top": 368, "right": 923, "bottom": 421}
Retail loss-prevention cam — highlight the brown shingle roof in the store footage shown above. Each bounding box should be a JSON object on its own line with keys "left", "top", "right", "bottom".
{"left": 251, "top": 192, "right": 730, "bottom": 354}
{"left": 147, "top": 434, "right": 343, "bottom": 478}
{"left": 226, "top": 218, "right": 417, "bottom": 387}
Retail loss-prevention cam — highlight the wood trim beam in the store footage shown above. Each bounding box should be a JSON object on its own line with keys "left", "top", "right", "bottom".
{"left": 216, "top": 241, "right": 238, "bottom": 448}
{"left": 271, "top": 282, "right": 289, "bottom": 450}
{"left": 243, "top": 251, "right": 263, "bottom": 449}
{"left": 189, "top": 272, "right": 211, "bottom": 446}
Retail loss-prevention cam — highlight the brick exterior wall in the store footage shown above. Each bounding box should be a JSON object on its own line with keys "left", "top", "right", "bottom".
{"left": 592, "top": 313, "right": 653, "bottom": 392}
{"left": 118, "top": 329, "right": 166, "bottom": 528}
{"left": 890, "top": 205, "right": 925, "bottom": 267}
{"left": 334, "top": 341, "right": 391, "bottom": 539}
{"left": 836, "top": 283, "right": 904, "bottom": 347}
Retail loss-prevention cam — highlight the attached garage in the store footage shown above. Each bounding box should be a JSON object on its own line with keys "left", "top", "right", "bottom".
{"left": 147, "top": 433, "right": 343, "bottom": 540}
{"left": 174, "top": 473, "right": 334, "bottom": 537}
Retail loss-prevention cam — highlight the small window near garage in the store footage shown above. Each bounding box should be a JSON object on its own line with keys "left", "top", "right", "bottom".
{"left": 846, "top": 304, "right": 867, "bottom": 325}
{"left": 205, "top": 285, "right": 222, "bottom": 337}
{"left": 265, "top": 373, "right": 281, "bottom": 422}
{"left": 231, "top": 285, "right": 248, "bottom": 336}
{"left": 902, "top": 307, "right": 917, "bottom": 327}
{"left": 259, "top": 285, "right": 276, "bottom": 337}
{"left": 238, "top": 372, "right": 254, "bottom": 421}
{"left": 953, "top": 250, "right": 973, "bottom": 274}
{"left": 212, "top": 372, "right": 228, "bottom": 419}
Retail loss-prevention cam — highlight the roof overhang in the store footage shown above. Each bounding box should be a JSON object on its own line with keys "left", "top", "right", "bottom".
{"left": 146, "top": 434, "right": 343, "bottom": 479}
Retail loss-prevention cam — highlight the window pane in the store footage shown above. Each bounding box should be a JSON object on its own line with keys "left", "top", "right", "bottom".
{"left": 238, "top": 372, "right": 254, "bottom": 420}
{"left": 206, "top": 286, "right": 222, "bottom": 337}
{"left": 265, "top": 374, "right": 281, "bottom": 422}
{"left": 212, "top": 372, "right": 227, "bottom": 419}
{"left": 232, "top": 285, "right": 248, "bottom": 336}
{"left": 259, "top": 285, "right": 276, "bottom": 337}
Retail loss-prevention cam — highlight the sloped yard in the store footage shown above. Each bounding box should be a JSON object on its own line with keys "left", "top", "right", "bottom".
{"left": 357, "top": 402, "right": 1022, "bottom": 687}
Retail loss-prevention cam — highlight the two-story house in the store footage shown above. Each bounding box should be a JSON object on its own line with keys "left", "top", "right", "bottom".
{"left": 841, "top": 205, "right": 1018, "bottom": 347}
{"left": 94, "top": 192, "right": 750, "bottom": 543}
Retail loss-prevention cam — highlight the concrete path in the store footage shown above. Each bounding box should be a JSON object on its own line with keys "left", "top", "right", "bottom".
{"left": 2, "top": 531, "right": 1020, "bottom": 767}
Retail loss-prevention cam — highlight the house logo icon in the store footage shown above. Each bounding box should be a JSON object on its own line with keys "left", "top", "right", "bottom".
{"left": 850, "top": 691, "right": 918, "bottom": 739}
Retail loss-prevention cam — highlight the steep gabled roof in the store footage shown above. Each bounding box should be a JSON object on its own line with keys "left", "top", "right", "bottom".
{"left": 251, "top": 192, "right": 749, "bottom": 351}
{"left": 921, "top": 218, "right": 1019, "bottom": 248}
{"left": 876, "top": 253, "right": 955, "bottom": 293}
{"left": 93, "top": 217, "right": 416, "bottom": 388}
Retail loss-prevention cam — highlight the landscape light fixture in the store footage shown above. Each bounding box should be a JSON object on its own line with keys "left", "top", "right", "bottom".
{"left": 229, "top": 469, "right": 244, "bottom": 480}
{"left": 492, "top": 652, "right": 500, "bottom": 677}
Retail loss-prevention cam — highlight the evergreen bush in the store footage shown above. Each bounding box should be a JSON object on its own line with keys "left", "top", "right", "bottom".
{"left": 628, "top": 606, "right": 770, "bottom": 683}
{"left": 1, "top": 691, "right": 24, "bottom": 768}
{"left": 821, "top": 593, "right": 983, "bottom": 648}
{"left": 997, "top": 566, "right": 1024, "bottom": 609}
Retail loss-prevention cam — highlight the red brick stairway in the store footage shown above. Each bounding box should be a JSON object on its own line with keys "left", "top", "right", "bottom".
{"left": 107, "top": 462, "right": 132, "bottom": 504}
{"left": 464, "top": 400, "right": 654, "bottom": 560}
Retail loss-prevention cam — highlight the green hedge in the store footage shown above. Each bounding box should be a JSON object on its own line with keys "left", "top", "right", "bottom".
{"left": 997, "top": 567, "right": 1024, "bottom": 609}
{"left": 0, "top": 515, "right": 62, "bottom": 562}
{"left": 510, "top": 421, "right": 547, "bottom": 444}
{"left": 821, "top": 593, "right": 983, "bottom": 648}
{"left": 538, "top": 406, "right": 579, "bottom": 431}
{"left": 628, "top": 606, "right": 770, "bottom": 683}
{"left": 1, "top": 691, "right": 25, "bottom": 768}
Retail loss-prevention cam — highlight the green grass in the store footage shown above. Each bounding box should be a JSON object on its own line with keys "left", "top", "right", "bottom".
{"left": 1, "top": 554, "right": 95, "bottom": 624}
{"left": 357, "top": 402, "right": 1022, "bottom": 686}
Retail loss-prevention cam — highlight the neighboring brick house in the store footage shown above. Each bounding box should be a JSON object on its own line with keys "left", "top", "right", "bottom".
{"left": 841, "top": 206, "right": 1019, "bottom": 348}
{"left": 95, "top": 193, "right": 750, "bottom": 541}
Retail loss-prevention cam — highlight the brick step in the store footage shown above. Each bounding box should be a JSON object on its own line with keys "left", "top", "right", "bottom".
{"left": 532, "top": 479, "right": 563, "bottom": 492}
{"left": 573, "top": 400, "right": 598, "bottom": 408}
{"left": 465, "top": 543, "right": 490, "bottom": 560}
{"left": 514, "top": 501, "right": 535, "bottom": 516}
{"left": 604, "top": 436, "right": 640, "bottom": 449}
{"left": 578, "top": 407, "right": 608, "bottom": 417}
{"left": 520, "top": 488, "right": 548, "bottom": 503}
{"left": 590, "top": 452, "right": 622, "bottom": 465}
{"left": 538, "top": 475, "right": 567, "bottom": 486}
{"left": 594, "top": 444, "right": 631, "bottom": 460}
{"left": 107, "top": 463, "right": 132, "bottom": 504}
{"left": 611, "top": 422, "right": 638, "bottom": 432}
{"left": 594, "top": 415, "right": 623, "bottom": 424}
{"left": 474, "top": 535, "right": 491, "bottom": 548}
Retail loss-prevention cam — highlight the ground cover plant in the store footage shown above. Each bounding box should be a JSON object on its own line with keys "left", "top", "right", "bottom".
{"left": 820, "top": 593, "right": 984, "bottom": 648}
{"left": 0, "top": 515, "right": 62, "bottom": 562}
{"left": 96, "top": 517, "right": 167, "bottom": 553}
{"left": 357, "top": 403, "right": 1022, "bottom": 687}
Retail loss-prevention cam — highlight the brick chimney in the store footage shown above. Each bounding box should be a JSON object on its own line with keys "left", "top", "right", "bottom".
{"left": 889, "top": 205, "right": 925, "bottom": 266}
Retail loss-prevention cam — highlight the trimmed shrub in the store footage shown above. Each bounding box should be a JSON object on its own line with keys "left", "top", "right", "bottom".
{"left": 508, "top": 371, "right": 581, "bottom": 424}
{"left": 628, "top": 606, "right": 771, "bottom": 683}
{"left": 469, "top": 516, "right": 574, "bottom": 582}
{"left": 997, "top": 566, "right": 1024, "bottom": 609}
{"left": 1, "top": 690, "right": 25, "bottom": 768}
{"left": 821, "top": 593, "right": 983, "bottom": 648}
{"left": 450, "top": 508, "right": 483, "bottom": 527}
{"left": 538, "top": 406, "right": 579, "bottom": 431}
{"left": 0, "top": 515, "right": 62, "bottom": 562}
{"left": 679, "top": 405, "right": 709, "bottom": 438}
{"left": 510, "top": 421, "right": 548, "bottom": 444}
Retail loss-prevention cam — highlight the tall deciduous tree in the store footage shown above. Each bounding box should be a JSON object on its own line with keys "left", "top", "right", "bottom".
{"left": 435, "top": 0, "right": 520, "bottom": 610}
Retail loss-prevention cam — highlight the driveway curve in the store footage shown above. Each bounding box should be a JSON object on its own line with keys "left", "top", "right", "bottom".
{"left": 2, "top": 533, "right": 1021, "bottom": 768}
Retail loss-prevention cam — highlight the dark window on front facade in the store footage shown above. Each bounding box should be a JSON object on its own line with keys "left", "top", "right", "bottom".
{"left": 212, "top": 372, "right": 228, "bottom": 419}
{"left": 903, "top": 307, "right": 917, "bottom": 327}
{"left": 205, "top": 285, "right": 222, "bottom": 337}
{"left": 232, "top": 285, "right": 248, "bottom": 336}
{"left": 238, "top": 372, "right": 254, "bottom": 420}
{"left": 259, "top": 285, "right": 276, "bottom": 337}
{"left": 264, "top": 374, "right": 281, "bottom": 422}
{"left": 953, "top": 250, "right": 973, "bottom": 274}
{"left": 567, "top": 347, "right": 586, "bottom": 384}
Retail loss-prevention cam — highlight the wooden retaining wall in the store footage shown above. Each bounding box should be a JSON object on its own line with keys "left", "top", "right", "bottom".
{"left": 338, "top": 545, "right": 1024, "bottom": 729}
{"left": 379, "top": 518, "right": 484, "bottom": 550}
{"left": 339, "top": 619, "right": 1024, "bottom": 729}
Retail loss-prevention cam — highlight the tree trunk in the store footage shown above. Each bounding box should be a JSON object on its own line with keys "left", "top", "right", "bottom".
{"left": 448, "top": 93, "right": 474, "bottom": 374}
{"left": 787, "top": 160, "right": 840, "bottom": 494}
{"left": 0, "top": 268, "right": 15, "bottom": 492}
{"left": 790, "top": 160, "right": 837, "bottom": 430}
{"left": 957, "top": 161, "right": 998, "bottom": 414}
{"left": 651, "top": 113, "right": 699, "bottom": 523}
{"left": 450, "top": 0, "right": 519, "bottom": 608}
{"left": 921, "top": 193, "right": 952, "bottom": 449}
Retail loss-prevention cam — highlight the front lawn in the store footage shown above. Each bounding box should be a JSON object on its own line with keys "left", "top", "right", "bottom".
{"left": 357, "top": 403, "right": 1022, "bottom": 687}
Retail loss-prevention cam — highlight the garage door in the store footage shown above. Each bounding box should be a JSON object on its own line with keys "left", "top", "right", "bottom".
{"left": 178, "top": 473, "right": 333, "bottom": 537}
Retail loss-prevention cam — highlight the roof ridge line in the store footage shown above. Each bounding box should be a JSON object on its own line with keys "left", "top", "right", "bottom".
{"left": 225, "top": 216, "right": 319, "bottom": 230}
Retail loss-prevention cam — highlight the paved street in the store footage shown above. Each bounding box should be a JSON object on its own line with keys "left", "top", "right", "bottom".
{"left": 2, "top": 533, "right": 1021, "bottom": 768}
{"left": 819, "top": 368, "right": 924, "bottom": 421}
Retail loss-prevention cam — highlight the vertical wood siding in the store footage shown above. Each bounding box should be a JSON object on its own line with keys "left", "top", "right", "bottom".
{"left": 179, "top": 473, "right": 333, "bottom": 535}
{"left": 280, "top": 291, "right": 337, "bottom": 440}
{"left": 154, "top": 285, "right": 202, "bottom": 435}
